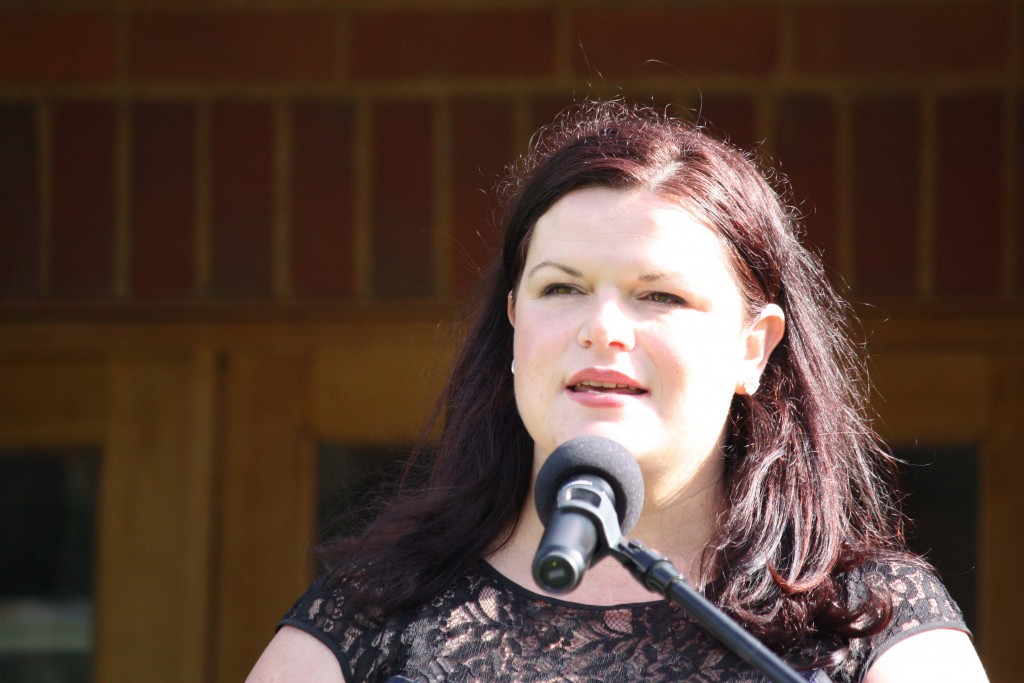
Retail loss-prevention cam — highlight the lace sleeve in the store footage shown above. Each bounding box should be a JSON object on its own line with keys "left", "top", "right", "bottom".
{"left": 856, "top": 561, "right": 970, "bottom": 678}
{"left": 278, "top": 574, "right": 404, "bottom": 682}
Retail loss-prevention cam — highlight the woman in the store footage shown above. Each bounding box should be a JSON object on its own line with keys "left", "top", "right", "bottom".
{"left": 248, "top": 101, "right": 987, "bottom": 682}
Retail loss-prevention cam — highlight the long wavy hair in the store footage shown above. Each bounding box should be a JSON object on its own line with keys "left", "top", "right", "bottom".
{"left": 321, "top": 100, "right": 911, "bottom": 669}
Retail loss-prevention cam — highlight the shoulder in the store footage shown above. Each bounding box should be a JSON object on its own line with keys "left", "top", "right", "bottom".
{"left": 863, "top": 628, "right": 987, "bottom": 682}
{"left": 846, "top": 559, "right": 985, "bottom": 682}
{"left": 851, "top": 559, "right": 965, "bottom": 642}
{"left": 272, "top": 565, "right": 495, "bottom": 680}
{"left": 279, "top": 573, "right": 365, "bottom": 643}
{"left": 275, "top": 571, "right": 395, "bottom": 680}
{"left": 246, "top": 625, "right": 346, "bottom": 683}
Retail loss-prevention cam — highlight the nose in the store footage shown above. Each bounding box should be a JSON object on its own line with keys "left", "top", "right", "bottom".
{"left": 578, "top": 295, "right": 636, "bottom": 351}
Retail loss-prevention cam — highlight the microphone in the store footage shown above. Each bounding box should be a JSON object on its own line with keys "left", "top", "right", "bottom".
{"left": 532, "top": 436, "right": 644, "bottom": 593}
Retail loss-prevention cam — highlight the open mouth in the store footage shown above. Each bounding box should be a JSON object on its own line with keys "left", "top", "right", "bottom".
{"left": 569, "top": 380, "right": 646, "bottom": 395}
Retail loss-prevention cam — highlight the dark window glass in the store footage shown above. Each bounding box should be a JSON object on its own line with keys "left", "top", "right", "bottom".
{"left": 0, "top": 448, "right": 98, "bottom": 683}
{"left": 896, "top": 445, "right": 978, "bottom": 638}
{"left": 316, "top": 443, "right": 415, "bottom": 571}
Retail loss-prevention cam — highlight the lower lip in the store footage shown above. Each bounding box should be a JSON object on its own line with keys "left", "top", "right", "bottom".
{"left": 565, "top": 387, "right": 645, "bottom": 408}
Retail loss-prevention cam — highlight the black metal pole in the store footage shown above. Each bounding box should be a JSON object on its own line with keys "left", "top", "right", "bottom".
{"left": 611, "top": 540, "right": 806, "bottom": 683}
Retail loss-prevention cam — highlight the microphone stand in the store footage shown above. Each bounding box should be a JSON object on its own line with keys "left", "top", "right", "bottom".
{"left": 611, "top": 539, "right": 806, "bottom": 683}
{"left": 534, "top": 459, "right": 806, "bottom": 683}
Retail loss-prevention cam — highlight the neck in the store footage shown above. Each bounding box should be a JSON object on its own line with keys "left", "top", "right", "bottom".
{"left": 487, "top": 459, "right": 724, "bottom": 606}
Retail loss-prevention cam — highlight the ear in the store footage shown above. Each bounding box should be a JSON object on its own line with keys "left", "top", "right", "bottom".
{"left": 507, "top": 290, "right": 516, "bottom": 327}
{"left": 736, "top": 303, "right": 785, "bottom": 395}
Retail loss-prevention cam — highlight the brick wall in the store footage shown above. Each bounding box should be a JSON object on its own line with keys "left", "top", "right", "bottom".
{"left": 0, "top": 1, "right": 1020, "bottom": 309}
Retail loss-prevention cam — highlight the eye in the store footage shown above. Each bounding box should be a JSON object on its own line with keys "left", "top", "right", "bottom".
{"left": 541, "top": 283, "right": 581, "bottom": 296}
{"left": 642, "top": 291, "right": 685, "bottom": 306}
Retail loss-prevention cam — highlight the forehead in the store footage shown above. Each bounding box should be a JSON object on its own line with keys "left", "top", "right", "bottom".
{"left": 525, "top": 187, "right": 731, "bottom": 270}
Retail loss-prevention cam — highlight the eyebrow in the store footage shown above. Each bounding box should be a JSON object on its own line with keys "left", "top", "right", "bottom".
{"left": 528, "top": 263, "right": 687, "bottom": 285}
{"left": 526, "top": 261, "right": 583, "bottom": 279}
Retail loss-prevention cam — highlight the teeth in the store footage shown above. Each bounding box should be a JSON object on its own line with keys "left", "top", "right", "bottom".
{"left": 578, "top": 380, "right": 630, "bottom": 389}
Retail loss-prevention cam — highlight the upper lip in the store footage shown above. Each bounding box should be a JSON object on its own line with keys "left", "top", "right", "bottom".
{"left": 566, "top": 368, "right": 647, "bottom": 393}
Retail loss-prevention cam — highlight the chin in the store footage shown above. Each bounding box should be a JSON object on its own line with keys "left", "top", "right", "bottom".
{"left": 548, "top": 423, "right": 658, "bottom": 459}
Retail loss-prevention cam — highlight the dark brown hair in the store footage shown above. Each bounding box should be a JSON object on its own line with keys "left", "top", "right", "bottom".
{"left": 322, "top": 100, "right": 911, "bottom": 668}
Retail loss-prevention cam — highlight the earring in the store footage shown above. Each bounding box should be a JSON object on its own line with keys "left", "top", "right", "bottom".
{"left": 741, "top": 376, "right": 760, "bottom": 396}
{"left": 511, "top": 359, "right": 516, "bottom": 375}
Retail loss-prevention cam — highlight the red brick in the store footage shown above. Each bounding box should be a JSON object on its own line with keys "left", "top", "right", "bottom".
{"left": 934, "top": 94, "right": 1003, "bottom": 295}
{"left": 795, "top": 3, "right": 1009, "bottom": 75}
{"left": 851, "top": 96, "right": 920, "bottom": 296}
{"left": 0, "top": 14, "right": 116, "bottom": 82}
{"left": 698, "top": 95, "right": 759, "bottom": 157}
{"left": 210, "top": 102, "right": 274, "bottom": 297}
{"left": 450, "top": 99, "right": 516, "bottom": 295}
{"left": 619, "top": 91, "right": 686, "bottom": 121}
{"left": 371, "top": 101, "right": 434, "bottom": 298}
{"left": 352, "top": 11, "right": 555, "bottom": 81}
{"left": 131, "top": 102, "right": 197, "bottom": 298}
{"left": 129, "top": 13, "right": 337, "bottom": 83}
{"left": 290, "top": 100, "right": 355, "bottom": 299}
{"left": 51, "top": 101, "right": 116, "bottom": 298}
{"left": 571, "top": 7, "right": 779, "bottom": 77}
{"left": 0, "top": 105, "right": 40, "bottom": 297}
{"left": 1020, "top": 9, "right": 1024, "bottom": 75}
{"left": 774, "top": 96, "right": 840, "bottom": 274}
{"left": 1019, "top": 97, "right": 1024, "bottom": 295}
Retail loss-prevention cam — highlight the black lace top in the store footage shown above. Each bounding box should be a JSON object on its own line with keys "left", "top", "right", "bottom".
{"left": 280, "top": 560, "right": 967, "bottom": 683}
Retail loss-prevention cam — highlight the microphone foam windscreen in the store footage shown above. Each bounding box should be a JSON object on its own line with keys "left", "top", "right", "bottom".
{"left": 534, "top": 436, "right": 645, "bottom": 534}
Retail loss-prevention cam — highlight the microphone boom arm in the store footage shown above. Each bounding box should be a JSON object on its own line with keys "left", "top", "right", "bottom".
{"left": 611, "top": 540, "right": 806, "bottom": 683}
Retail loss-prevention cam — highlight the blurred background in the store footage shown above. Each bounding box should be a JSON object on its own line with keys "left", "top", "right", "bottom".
{"left": 0, "top": 1, "right": 1021, "bottom": 681}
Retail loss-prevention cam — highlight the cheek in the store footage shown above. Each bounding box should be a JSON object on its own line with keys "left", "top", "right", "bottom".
{"left": 513, "top": 308, "right": 571, "bottom": 364}
{"left": 652, "top": 329, "right": 744, "bottom": 402}
{"left": 652, "top": 341, "right": 740, "bottom": 452}
{"left": 511, "top": 315, "right": 558, "bottom": 401}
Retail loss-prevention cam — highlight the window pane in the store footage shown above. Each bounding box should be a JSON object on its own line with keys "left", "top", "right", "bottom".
{"left": 316, "top": 444, "right": 414, "bottom": 569}
{"left": 896, "top": 445, "right": 978, "bottom": 637}
{"left": 0, "top": 449, "right": 98, "bottom": 683}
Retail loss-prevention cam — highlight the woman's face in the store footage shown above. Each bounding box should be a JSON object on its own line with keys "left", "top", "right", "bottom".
{"left": 509, "top": 186, "right": 782, "bottom": 500}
